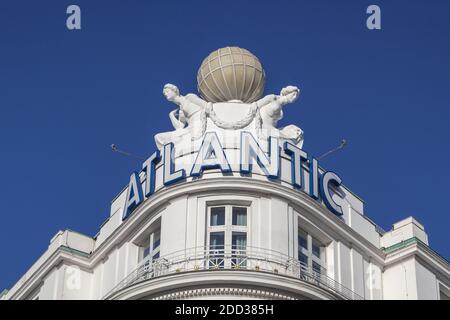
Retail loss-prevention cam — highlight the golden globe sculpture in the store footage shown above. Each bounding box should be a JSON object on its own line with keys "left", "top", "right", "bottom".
{"left": 197, "top": 47, "right": 266, "bottom": 103}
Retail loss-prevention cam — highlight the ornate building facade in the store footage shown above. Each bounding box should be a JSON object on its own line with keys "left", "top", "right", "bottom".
{"left": 3, "top": 47, "right": 449, "bottom": 300}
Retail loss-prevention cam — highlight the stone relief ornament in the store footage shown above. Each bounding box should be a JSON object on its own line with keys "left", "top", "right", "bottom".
{"left": 206, "top": 101, "right": 259, "bottom": 130}
{"left": 154, "top": 47, "right": 304, "bottom": 150}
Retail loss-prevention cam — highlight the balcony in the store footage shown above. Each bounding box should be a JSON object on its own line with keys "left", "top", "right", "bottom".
{"left": 104, "top": 246, "right": 364, "bottom": 300}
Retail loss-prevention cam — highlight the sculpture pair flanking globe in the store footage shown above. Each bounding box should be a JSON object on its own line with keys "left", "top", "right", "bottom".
{"left": 155, "top": 47, "right": 304, "bottom": 150}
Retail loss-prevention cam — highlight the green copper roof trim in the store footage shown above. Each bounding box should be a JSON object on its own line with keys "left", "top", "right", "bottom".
{"left": 60, "top": 245, "right": 91, "bottom": 258}
{"left": 382, "top": 237, "right": 449, "bottom": 265}
{"left": 382, "top": 237, "right": 419, "bottom": 254}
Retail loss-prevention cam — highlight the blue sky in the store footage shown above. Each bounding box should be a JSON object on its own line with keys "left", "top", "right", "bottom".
{"left": 0, "top": 0, "right": 449, "bottom": 290}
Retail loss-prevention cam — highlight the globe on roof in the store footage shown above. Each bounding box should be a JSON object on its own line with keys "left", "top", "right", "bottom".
{"left": 197, "top": 47, "right": 266, "bottom": 103}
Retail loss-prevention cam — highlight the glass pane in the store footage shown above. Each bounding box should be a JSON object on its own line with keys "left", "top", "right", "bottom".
{"left": 153, "top": 238, "right": 160, "bottom": 250}
{"left": 312, "top": 261, "right": 321, "bottom": 274}
{"left": 232, "top": 232, "right": 247, "bottom": 249}
{"left": 210, "top": 207, "right": 225, "bottom": 226}
{"left": 209, "top": 232, "right": 224, "bottom": 269}
{"left": 312, "top": 241, "right": 321, "bottom": 259}
{"left": 143, "top": 246, "right": 150, "bottom": 259}
{"left": 152, "top": 251, "right": 160, "bottom": 260}
{"left": 232, "top": 207, "right": 247, "bottom": 226}
{"left": 298, "top": 236, "right": 307, "bottom": 250}
{"left": 298, "top": 252, "right": 308, "bottom": 267}
{"left": 153, "top": 231, "right": 161, "bottom": 250}
{"left": 298, "top": 228, "right": 308, "bottom": 250}
{"left": 209, "top": 232, "right": 224, "bottom": 250}
{"left": 232, "top": 232, "right": 247, "bottom": 268}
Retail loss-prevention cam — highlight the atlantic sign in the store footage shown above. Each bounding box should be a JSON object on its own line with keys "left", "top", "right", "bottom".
{"left": 122, "top": 132, "right": 344, "bottom": 221}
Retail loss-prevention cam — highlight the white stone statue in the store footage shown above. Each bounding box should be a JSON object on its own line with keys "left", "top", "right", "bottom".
{"left": 154, "top": 47, "right": 305, "bottom": 151}
{"left": 154, "top": 84, "right": 208, "bottom": 149}
{"left": 256, "top": 85, "right": 304, "bottom": 147}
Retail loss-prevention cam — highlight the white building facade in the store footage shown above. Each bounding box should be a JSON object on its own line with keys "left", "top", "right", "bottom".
{"left": 3, "top": 47, "right": 449, "bottom": 300}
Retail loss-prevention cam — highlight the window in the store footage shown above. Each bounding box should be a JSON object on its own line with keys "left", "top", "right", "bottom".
{"left": 210, "top": 207, "right": 225, "bottom": 226}
{"left": 209, "top": 231, "right": 225, "bottom": 268}
{"left": 140, "top": 228, "right": 161, "bottom": 271}
{"left": 207, "top": 205, "right": 248, "bottom": 268}
{"left": 232, "top": 207, "right": 247, "bottom": 226}
{"left": 297, "top": 228, "right": 326, "bottom": 275}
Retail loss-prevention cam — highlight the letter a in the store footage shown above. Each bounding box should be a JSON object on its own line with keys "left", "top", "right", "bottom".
{"left": 366, "top": 5, "right": 381, "bottom": 30}
{"left": 66, "top": 5, "right": 81, "bottom": 30}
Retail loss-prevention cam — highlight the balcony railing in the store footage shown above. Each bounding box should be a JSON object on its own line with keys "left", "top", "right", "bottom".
{"left": 103, "top": 246, "right": 364, "bottom": 300}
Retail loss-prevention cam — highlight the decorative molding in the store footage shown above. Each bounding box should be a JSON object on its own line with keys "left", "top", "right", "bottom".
{"left": 153, "top": 287, "right": 295, "bottom": 300}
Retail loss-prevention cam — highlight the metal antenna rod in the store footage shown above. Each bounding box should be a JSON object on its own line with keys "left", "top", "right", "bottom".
{"left": 317, "top": 139, "right": 347, "bottom": 160}
{"left": 111, "top": 144, "right": 145, "bottom": 161}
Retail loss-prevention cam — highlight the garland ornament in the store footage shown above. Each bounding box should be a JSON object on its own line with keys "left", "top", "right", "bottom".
{"left": 205, "top": 102, "right": 259, "bottom": 130}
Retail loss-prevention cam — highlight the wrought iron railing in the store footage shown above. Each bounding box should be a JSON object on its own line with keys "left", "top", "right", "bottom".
{"left": 103, "top": 246, "right": 364, "bottom": 300}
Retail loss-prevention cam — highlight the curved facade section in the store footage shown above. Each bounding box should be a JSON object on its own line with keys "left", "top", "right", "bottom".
{"left": 107, "top": 270, "right": 344, "bottom": 300}
{"left": 102, "top": 178, "right": 376, "bottom": 300}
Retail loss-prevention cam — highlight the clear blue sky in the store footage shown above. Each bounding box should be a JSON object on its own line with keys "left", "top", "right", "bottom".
{"left": 0, "top": 0, "right": 449, "bottom": 290}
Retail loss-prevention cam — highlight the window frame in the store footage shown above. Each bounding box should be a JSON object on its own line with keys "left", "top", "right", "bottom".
{"left": 207, "top": 205, "right": 248, "bottom": 244}
{"left": 297, "top": 227, "right": 327, "bottom": 275}
{"left": 206, "top": 204, "right": 249, "bottom": 268}
{"left": 141, "top": 230, "right": 160, "bottom": 259}
{"left": 139, "top": 227, "right": 161, "bottom": 273}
